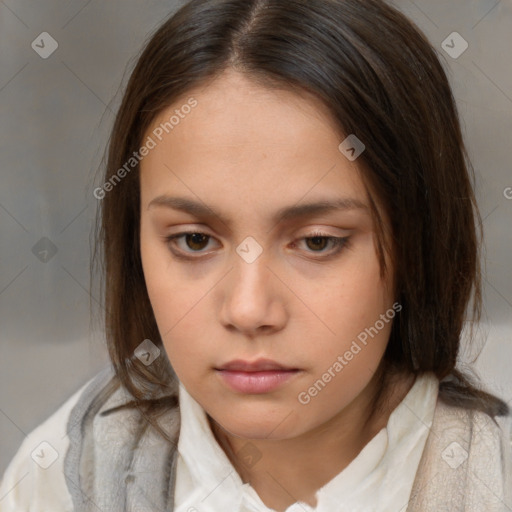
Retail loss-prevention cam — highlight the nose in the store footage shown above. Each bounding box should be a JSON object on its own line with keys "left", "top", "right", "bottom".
{"left": 219, "top": 256, "right": 287, "bottom": 336}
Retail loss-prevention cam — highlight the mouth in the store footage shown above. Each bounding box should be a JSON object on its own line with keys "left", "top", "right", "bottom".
{"left": 216, "top": 358, "right": 298, "bottom": 372}
{"left": 215, "top": 358, "right": 301, "bottom": 394}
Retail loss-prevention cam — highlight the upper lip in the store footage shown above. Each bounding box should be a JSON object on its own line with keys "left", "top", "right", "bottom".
{"left": 216, "top": 358, "right": 298, "bottom": 372}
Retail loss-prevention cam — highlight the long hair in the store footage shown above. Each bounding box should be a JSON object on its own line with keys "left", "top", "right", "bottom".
{"left": 92, "top": 0, "right": 509, "bottom": 439}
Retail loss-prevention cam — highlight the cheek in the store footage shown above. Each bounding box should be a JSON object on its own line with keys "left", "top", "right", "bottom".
{"left": 318, "top": 245, "right": 393, "bottom": 346}
{"left": 298, "top": 289, "right": 394, "bottom": 427}
{"left": 301, "top": 244, "right": 393, "bottom": 389}
{"left": 140, "top": 233, "right": 213, "bottom": 376}
{"left": 140, "top": 232, "right": 181, "bottom": 334}
{"left": 145, "top": 279, "right": 208, "bottom": 383}
{"left": 140, "top": 226, "right": 189, "bottom": 319}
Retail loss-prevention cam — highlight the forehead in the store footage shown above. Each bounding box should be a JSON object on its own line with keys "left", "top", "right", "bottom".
{"left": 148, "top": 69, "right": 344, "bottom": 145}
{"left": 139, "top": 69, "right": 370, "bottom": 224}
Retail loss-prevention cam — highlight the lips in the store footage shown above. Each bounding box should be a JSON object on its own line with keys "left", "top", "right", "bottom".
{"left": 216, "top": 358, "right": 297, "bottom": 372}
{"left": 215, "top": 359, "right": 300, "bottom": 394}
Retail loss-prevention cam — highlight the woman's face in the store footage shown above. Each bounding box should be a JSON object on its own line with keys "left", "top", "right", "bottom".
{"left": 139, "top": 69, "right": 397, "bottom": 440}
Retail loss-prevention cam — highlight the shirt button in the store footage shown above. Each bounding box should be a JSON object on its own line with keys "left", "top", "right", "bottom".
{"left": 125, "top": 474, "right": 135, "bottom": 484}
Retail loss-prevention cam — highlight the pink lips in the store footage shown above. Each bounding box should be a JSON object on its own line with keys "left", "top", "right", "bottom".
{"left": 215, "top": 359, "right": 300, "bottom": 394}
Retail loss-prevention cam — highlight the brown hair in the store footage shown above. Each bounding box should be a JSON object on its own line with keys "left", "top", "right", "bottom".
{"left": 92, "top": 0, "right": 509, "bottom": 437}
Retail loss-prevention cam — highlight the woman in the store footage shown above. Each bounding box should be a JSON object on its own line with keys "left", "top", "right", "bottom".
{"left": 1, "top": 0, "right": 511, "bottom": 510}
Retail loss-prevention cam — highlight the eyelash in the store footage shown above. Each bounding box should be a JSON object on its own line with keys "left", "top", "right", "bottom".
{"left": 164, "top": 231, "right": 350, "bottom": 261}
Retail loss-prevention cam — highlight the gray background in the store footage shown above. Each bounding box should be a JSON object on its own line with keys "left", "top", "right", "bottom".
{"left": 0, "top": 0, "right": 511, "bottom": 476}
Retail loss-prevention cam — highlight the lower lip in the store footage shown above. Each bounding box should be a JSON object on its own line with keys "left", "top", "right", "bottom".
{"left": 216, "top": 370, "right": 299, "bottom": 394}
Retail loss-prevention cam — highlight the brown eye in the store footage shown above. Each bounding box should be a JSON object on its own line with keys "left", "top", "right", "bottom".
{"left": 184, "top": 233, "right": 210, "bottom": 251}
{"left": 165, "top": 232, "right": 217, "bottom": 258}
{"left": 294, "top": 233, "right": 351, "bottom": 258}
{"left": 165, "top": 231, "right": 350, "bottom": 262}
{"left": 305, "top": 236, "right": 329, "bottom": 252}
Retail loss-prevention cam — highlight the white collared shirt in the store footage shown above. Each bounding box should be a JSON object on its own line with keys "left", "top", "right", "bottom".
{"left": 174, "top": 373, "right": 440, "bottom": 512}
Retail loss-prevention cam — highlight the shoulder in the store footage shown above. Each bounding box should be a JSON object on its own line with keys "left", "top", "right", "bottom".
{"left": 0, "top": 365, "right": 117, "bottom": 512}
{"left": 433, "top": 393, "right": 512, "bottom": 451}
{"left": 409, "top": 396, "right": 512, "bottom": 510}
{"left": 431, "top": 396, "right": 512, "bottom": 474}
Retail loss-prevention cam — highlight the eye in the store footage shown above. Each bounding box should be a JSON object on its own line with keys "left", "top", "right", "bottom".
{"left": 165, "top": 231, "right": 351, "bottom": 260}
{"left": 293, "top": 232, "right": 350, "bottom": 257}
{"left": 166, "top": 232, "right": 217, "bottom": 257}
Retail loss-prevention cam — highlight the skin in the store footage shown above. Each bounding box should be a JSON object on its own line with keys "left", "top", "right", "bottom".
{"left": 139, "top": 69, "right": 414, "bottom": 511}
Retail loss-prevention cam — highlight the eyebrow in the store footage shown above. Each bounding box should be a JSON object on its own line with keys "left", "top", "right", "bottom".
{"left": 148, "top": 195, "right": 368, "bottom": 227}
